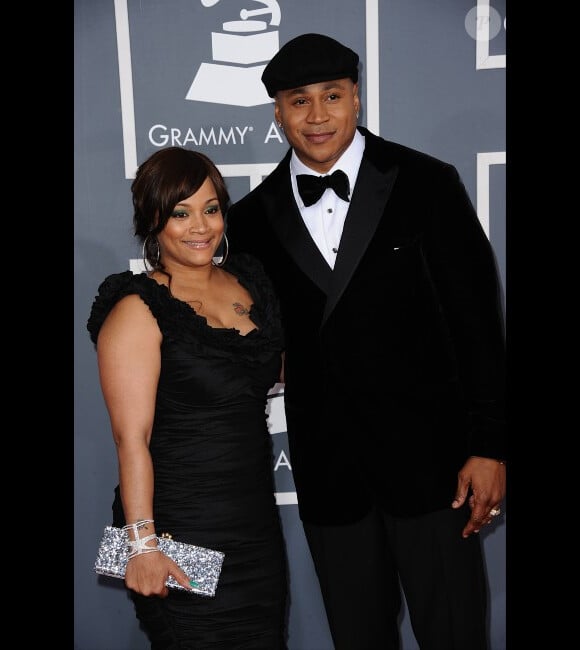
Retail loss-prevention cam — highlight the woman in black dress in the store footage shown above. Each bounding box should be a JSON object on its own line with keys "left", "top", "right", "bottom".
{"left": 87, "top": 147, "right": 288, "bottom": 649}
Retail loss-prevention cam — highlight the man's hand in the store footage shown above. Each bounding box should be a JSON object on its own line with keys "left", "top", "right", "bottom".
{"left": 451, "top": 456, "right": 506, "bottom": 538}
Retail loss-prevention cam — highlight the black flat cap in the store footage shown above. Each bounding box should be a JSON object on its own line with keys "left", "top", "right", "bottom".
{"left": 262, "top": 33, "right": 359, "bottom": 97}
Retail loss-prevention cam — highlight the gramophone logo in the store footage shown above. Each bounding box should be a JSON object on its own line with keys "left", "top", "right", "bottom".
{"left": 186, "top": 0, "right": 281, "bottom": 107}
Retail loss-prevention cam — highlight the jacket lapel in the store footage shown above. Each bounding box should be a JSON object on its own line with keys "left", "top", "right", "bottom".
{"left": 322, "top": 153, "right": 399, "bottom": 326}
{"left": 261, "top": 154, "right": 333, "bottom": 295}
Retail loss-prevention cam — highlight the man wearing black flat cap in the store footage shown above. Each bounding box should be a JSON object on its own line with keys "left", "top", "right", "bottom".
{"left": 228, "top": 32, "right": 506, "bottom": 650}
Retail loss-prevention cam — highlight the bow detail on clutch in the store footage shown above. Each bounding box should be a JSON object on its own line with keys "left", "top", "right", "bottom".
{"left": 296, "top": 170, "right": 350, "bottom": 207}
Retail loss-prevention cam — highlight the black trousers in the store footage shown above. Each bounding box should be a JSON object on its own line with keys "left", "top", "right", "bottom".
{"left": 303, "top": 504, "right": 488, "bottom": 650}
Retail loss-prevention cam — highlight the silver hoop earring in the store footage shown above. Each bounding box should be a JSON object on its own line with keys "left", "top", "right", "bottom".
{"left": 212, "top": 233, "right": 229, "bottom": 267}
{"left": 277, "top": 122, "right": 283, "bottom": 130}
{"left": 142, "top": 234, "right": 160, "bottom": 271}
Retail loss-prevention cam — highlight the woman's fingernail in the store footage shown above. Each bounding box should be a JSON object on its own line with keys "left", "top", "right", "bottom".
{"left": 189, "top": 580, "right": 199, "bottom": 588}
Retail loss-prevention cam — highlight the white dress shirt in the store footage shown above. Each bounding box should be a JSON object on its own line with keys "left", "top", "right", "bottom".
{"left": 290, "top": 129, "right": 365, "bottom": 269}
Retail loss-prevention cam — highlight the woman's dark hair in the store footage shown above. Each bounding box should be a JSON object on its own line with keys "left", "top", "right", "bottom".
{"left": 132, "top": 147, "right": 231, "bottom": 269}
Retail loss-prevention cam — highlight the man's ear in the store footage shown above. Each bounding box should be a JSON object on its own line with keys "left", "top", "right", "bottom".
{"left": 353, "top": 83, "right": 360, "bottom": 109}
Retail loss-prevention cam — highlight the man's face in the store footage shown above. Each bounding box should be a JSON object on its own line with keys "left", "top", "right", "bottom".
{"left": 274, "top": 78, "right": 360, "bottom": 174}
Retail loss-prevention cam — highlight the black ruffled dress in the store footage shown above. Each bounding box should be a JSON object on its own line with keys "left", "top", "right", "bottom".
{"left": 87, "top": 253, "right": 287, "bottom": 649}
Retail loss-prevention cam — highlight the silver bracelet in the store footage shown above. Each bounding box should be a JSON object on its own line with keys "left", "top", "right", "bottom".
{"left": 122, "top": 519, "right": 160, "bottom": 560}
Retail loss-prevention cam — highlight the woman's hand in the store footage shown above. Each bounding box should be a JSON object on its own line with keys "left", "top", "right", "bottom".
{"left": 125, "top": 551, "right": 195, "bottom": 597}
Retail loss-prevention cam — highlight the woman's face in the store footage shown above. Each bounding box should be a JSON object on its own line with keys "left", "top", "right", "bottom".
{"left": 157, "top": 176, "right": 224, "bottom": 270}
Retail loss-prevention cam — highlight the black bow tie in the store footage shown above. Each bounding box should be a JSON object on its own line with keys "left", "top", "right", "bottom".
{"left": 296, "top": 170, "right": 350, "bottom": 207}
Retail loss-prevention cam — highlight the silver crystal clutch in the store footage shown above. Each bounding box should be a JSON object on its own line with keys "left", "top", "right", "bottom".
{"left": 94, "top": 525, "right": 225, "bottom": 597}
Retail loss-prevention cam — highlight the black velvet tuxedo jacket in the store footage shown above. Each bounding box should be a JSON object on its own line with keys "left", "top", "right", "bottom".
{"left": 227, "top": 126, "right": 506, "bottom": 525}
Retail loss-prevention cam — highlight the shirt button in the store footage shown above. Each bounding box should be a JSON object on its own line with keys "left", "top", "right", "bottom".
{"left": 327, "top": 208, "right": 333, "bottom": 213}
